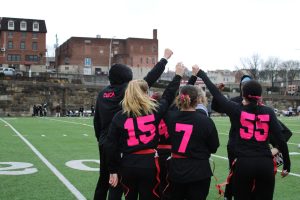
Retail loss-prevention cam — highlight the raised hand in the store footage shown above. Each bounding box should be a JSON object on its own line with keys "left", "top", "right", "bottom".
{"left": 175, "top": 62, "right": 185, "bottom": 77}
{"left": 192, "top": 65, "right": 200, "bottom": 76}
{"left": 164, "top": 48, "right": 173, "bottom": 60}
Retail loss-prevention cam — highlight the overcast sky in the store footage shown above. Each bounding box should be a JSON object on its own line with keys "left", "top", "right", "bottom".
{"left": 2, "top": 0, "right": 300, "bottom": 70}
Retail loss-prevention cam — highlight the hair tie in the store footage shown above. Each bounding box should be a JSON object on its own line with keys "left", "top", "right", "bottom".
{"left": 248, "top": 95, "right": 264, "bottom": 106}
{"left": 180, "top": 94, "right": 190, "bottom": 102}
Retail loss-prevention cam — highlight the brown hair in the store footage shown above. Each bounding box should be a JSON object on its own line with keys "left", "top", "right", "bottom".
{"left": 176, "top": 85, "right": 198, "bottom": 109}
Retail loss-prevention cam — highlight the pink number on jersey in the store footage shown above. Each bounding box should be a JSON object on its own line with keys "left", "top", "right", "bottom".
{"left": 240, "top": 111, "right": 255, "bottom": 140}
{"left": 176, "top": 123, "right": 193, "bottom": 153}
{"left": 255, "top": 114, "right": 269, "bottom": 141}
{"left": 138, "top": 114, "right": 156, "bottom": 144}
{"left": 124, "top": 118, "right": 139, "bottom": 146}
{"left": 158, "top": 119, "right": 169, "bottom": 139}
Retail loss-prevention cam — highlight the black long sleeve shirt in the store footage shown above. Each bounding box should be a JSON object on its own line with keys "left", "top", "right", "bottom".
{"left": 197, "top": 69, "right": 291, "bottom": 172}
{"left": 165, "top": 110, "right": 219, "bottom": 183}
{"left": 106, "top": 75, "right": 182, "bottom": 173}
{"left": 93, "top": 58, "right": 168, "bottom": 145}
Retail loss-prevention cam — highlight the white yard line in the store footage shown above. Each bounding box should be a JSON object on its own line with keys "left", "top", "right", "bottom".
{"left": 45, "top": 118, "right": 93, "bottom": 128}
{"left": 0, "top": 118, "right": 86, "bottom": 200}
{"left": 211, "top": 154, "right": 300, "bottom": 178}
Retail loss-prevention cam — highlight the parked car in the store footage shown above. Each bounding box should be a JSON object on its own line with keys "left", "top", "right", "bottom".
{"left": 0, "top": 68, "right": 23, "bottom": 77}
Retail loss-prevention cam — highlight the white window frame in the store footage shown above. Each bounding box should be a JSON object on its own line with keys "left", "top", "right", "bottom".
{"left": 33, "top": 22, "right": 39, "bottom": 31}
{"left": 84, "top": 58, "right": 92, "bottom": 67}
{"left": 20, "top": 21, "right": 27, "bottom": 31}
{"left": 8, "top": 20, "right": 14, "bottom": 30}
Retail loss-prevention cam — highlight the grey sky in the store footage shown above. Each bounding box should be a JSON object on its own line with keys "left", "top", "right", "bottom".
{"left": 2, "top": 0, "right": 300, "bottom": 70}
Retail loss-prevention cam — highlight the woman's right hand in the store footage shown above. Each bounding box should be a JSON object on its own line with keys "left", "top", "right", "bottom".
{"left": 175, "top": 62, "right": 185, "bottom": 77}
{"left": 109, "top": 173, "right": 118, "bottom": 187}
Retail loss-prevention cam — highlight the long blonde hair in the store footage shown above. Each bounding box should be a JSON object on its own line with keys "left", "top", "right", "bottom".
{"left": 196, "top": 85, "right": 208, "bottom": 106}
{"left": 122, "top": 79, "right": 158, "bottom": 117}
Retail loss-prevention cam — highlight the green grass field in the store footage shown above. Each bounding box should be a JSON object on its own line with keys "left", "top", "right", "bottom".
{"left": 0, "top": 116, "right": 299, "bottom": 200}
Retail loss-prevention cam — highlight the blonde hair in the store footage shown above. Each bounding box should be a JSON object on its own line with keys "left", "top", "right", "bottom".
{"left": 196, "top": 86, "right": 208, "bottom": 106}
{"left": 122, "top": 79, "right": 158, "bottom": 117}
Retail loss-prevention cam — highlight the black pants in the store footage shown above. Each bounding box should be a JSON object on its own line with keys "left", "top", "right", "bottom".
{"left": 158, "top": 151, "right": 171, "bottom": 200}
{"left": 121, "top": 166, "right": 159, "bottom": 200}
{"left": 224, "top": 145, "right": 235, "bottom": 200}
{"left": 94, "top": 144, "right": 123, "bottom": 200}
{"left": 169, "top": 178, "right": 211, "bottom": 200}
{"left": 232, "top": 157, "right": 275, "bottom": 200}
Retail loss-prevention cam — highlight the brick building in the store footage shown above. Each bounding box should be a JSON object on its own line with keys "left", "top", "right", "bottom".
{"left": 0, "top": 17, "right": 47, "bottom": 72}
{"left": 56, "top": 29, "right": 158, "bottom": 79}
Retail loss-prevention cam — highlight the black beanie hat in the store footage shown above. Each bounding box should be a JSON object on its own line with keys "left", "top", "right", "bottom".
{"left": 242, "top": 80, "right": 262, "bottom": 102}
{"left": 109, "top": 64, "right": 133, "bottom": 85}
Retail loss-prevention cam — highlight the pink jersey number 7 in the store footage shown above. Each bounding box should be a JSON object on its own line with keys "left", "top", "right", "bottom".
{"left": 176, "top": 123, "right": 193, "bottom": 153}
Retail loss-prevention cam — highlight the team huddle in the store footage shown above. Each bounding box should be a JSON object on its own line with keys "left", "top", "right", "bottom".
{"left": 93, "top": 49, "right": 291, "bottom": 200}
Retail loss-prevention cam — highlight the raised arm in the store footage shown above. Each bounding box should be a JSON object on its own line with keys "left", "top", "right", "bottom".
{"left": 144, "top": 48, "right": 173, "bottom": 88}
{"left": 186, "top": 65, "right": 199, "bottom": 85}
{"left": 155, "top": 63, "right": 184, "bottom": 119}
{"left": 195, "top": 67, "right": 238, "bottom": 116}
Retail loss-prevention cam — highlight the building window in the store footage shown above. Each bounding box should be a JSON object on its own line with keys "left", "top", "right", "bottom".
{"left": 152, "top": 46, "right": 157, "bottom": 53}
{"left": 7, "top": 54, "right": 21, "bottom": 61}
{"left": 32, "top": 42, "right": 38, "bottom": 50}
{"left": 8, "top": 32, "right": 13, "bottom": 38}
{"left": 20, "top": 21, "right": 27, "bottom": 31}
{"left": 25, "top": 55, "right": 39, "bottom": 62}
{"left": 32, "top": 33, "right": 38, "bottom": 39}
{"left": 152, "top": 57, "right": 155, "bottom": 64}
{"left": 65, "top": 66, "right": 69, "bottom": 70}
{"left": 33, "top": 22, "right": 39, "bottom": 31}
{"left": 20, "top": 42, "right": 26, "bottom": 50}
{"left": 84, "top": 58, "right": 92, "bottom": 66}
{"left": 8, "top": 20, "right": 14, "bottom": 30}
{"left": 7, "top": 41, "right": 13, "bottom": 49}
{"left": 146, "top": 57, "right": 149, "bottom": 64}
{"left": 21, "top": 32, "right": 27, "bottom": 38}
{"left": 140, "top": 57, "right": 143, "bottom": 64}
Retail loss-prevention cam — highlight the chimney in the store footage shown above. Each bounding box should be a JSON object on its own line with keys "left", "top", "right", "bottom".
{"left": 153, "top": 29, "right": 157, "bottom": 40}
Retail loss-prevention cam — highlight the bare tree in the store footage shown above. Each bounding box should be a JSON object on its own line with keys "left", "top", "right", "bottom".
{"left": 260, "top": 57, "right": 281, "bottom": 88}
{"left": 240, "top": 54, "right": 262, "bottom": 79}
{"left": 280, "top": 60, "right": 300, "bottom": 85}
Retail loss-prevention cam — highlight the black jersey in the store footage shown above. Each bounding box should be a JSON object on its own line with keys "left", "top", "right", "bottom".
{"left": 94, "top": 58, "right": 168, "bottom": 145}
{"left": 197, "top": 70, "right": 291, "bottom": 172}
{"left": 165, "top": 110, "right": 219, "bottom": 183}
{"left": 106, "top": 75, "right": 182, "bottom": 174}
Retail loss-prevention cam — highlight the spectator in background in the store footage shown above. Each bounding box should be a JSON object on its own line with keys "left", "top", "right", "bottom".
{"left": 91, "top": 105, "right": 95, "bottom": 116}
{"left": 56, "top": 104, "right": 61, "bottom": 117}
{"left": 297, "top": 105, "right": 300, "bottom": 116}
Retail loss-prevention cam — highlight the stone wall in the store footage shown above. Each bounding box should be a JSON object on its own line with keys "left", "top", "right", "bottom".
{"left": 0, "top": 80, "right": 105, "bottom": 117}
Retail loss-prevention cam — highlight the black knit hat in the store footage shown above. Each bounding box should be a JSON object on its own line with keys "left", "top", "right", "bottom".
{"left": 108, "top": 64, "right": 133, "bottom": 85}
{"left": 242, "top": 80, "right": 262, "bottom": 102}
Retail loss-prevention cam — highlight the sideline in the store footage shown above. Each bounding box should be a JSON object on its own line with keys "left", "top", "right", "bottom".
{"left": 211, "top": 154, "right": 300, "bottom": 178}
{"left": 0, "top": 118, "right": 87, "bottom": 200}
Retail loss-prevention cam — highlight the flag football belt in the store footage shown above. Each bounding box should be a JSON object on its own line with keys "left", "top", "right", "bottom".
{"left": 157, "top": 144, "right": 172, "bottom": 150}
{"left": 131, "top": 149, "right": 160, "bottom": 198}
{"left": 171, "top": 152, "right": 187, "bottom": 159}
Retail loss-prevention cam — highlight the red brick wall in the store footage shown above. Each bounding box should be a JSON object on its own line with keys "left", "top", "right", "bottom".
{"left": 0, "top": 31, "right": 46, "bottom": 66}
